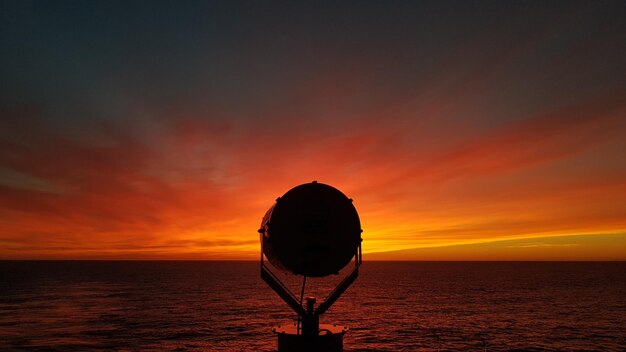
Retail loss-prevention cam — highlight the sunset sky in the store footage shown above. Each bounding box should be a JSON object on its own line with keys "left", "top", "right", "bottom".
{"left": 1, "top": 1, "right": 625, "bottom": 260}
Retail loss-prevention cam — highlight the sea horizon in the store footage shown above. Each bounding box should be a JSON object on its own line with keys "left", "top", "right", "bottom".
{"left": 2, "top": 261, "right": 625, "bottom": 351}
{"left": 2, "top": 259, "right": 625, "bottom": 262}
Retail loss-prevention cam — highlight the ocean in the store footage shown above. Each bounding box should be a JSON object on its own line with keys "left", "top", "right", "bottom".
{"left": 1, "top": 261, "right": 624, "bottom": 351}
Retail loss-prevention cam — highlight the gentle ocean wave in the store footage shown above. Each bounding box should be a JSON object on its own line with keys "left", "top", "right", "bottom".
{"left": 1, "top": 261, "right": 625, "bottom": 351}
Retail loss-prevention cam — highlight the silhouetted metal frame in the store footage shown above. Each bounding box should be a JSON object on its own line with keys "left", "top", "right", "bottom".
{"left": 260, "top": 232, "right": 362, "bottom": 319}
{"left": 316, "top": 242, "right": 361, "bottom": 315}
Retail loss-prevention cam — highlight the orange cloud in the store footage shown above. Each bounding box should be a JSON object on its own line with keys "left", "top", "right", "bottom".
{"left": 0, "top": 87, "right": 625, "bottom": 260}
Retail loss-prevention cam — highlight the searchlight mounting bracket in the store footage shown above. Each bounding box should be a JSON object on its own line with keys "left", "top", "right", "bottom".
{"left": 260, "top": 232, "right": 362, "bottom": 335}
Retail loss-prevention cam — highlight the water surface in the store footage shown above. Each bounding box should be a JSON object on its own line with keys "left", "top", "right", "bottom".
{"left": 1, "top": 261, "right": 624, "bottom": 351}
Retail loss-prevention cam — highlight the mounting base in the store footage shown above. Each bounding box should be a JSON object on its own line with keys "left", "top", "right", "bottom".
{"left": 273, "top": 323, "right": 347, "bottom": 352}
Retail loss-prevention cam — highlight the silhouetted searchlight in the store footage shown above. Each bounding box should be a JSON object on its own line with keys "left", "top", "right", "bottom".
{"left": 259, "top": 181, "right": 362, "bottom": 352}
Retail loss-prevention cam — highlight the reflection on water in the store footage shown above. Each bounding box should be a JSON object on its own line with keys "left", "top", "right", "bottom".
{"left": 1, "top": 261, "right": 625, "bottom": 351}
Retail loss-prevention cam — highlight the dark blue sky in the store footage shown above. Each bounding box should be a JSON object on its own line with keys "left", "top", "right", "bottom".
{"left": 2, "top": 1, "right": 623, "bottom": 126}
